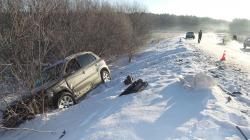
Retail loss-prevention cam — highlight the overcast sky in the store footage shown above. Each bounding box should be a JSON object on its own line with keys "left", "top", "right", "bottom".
{"left": 112, "top": 0, "right": 250, "bottom": 21}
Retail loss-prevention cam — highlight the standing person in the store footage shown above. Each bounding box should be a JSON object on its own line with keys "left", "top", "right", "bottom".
{"left": 198, "top": 30, "right": 202, "bottom": 43}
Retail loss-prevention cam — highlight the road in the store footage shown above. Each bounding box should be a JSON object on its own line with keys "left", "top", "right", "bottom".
{"left": 187, "top": 33, "right": 250, "bottom": 74}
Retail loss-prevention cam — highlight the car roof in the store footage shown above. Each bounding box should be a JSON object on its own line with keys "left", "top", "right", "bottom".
{"left": 44, "top": 52, "right": 97, "bottom": 71}
{"left": 43, "top": 60, "right": 65, "bottom": 71}
{"left": 187, "top": 32, "right": 194, "bottom": 34}
{"left": 65, "top": 52, "right": 96, "bottom": 60}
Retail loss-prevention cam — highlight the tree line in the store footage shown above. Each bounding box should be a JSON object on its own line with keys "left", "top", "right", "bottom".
{"left": 229, "top": 19, "right": 250, "bottom": 35}
{"left": 147, "top": 13, "right": 229, "bottom": 32}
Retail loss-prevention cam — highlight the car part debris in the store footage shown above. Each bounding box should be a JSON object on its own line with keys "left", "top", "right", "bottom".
{"left": 226, "top": 96, "right": 232, "bottom": 103}
{"left": 124, "top": 75, "right": 134, "bottom": 85}
{"left": 59, "top": 130, "right": 66, "bottom": 139}
{"left": 120, "top": 79, "right": 148, "bottom": 96}
{"left": 217, "top": 85, "right": 236, "bottom": 97}
{"left": 232, "top": 91, "right": 242, "bottom": 95}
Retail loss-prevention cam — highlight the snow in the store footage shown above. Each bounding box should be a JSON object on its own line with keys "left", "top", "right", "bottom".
{"left": 189, "top": 33, "right": 250, "bottom": 72}
{"left": 179, "top": 73, "right": 215, "bottom": 90}
{"left": 0, "top": 33, "right": 250, "bottom": 140}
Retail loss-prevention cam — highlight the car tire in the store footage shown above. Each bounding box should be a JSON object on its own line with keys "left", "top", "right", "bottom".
{"left": 57, "top": 92, "right": 76, "bottom": 109}
{"left": 101, "top": 69, "right": 111, "bottom": 83}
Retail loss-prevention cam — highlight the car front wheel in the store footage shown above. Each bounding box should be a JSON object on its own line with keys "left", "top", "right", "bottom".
{"left": 57, "top": 92, "right": 76, "bottom": 109}
{"left": 101, "top": 70, "right": 111, "bottom": 83}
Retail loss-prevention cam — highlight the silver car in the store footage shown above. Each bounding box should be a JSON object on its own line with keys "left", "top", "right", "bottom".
{"left": 33, "top": 52, "right": 111, "bottom": 109}
{"left": 244, "top": 38, "right": 250, "bottom": 49}
{"left": 3, "top": 52, "right": 111, "bottom": 127}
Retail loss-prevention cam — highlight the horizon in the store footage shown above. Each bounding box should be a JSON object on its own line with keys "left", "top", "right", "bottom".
{"left": 111, "top": 0, "right": 250, "bottom": 21}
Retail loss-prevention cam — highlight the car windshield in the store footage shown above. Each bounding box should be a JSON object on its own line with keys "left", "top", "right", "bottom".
{"left": 35, "top": 63, "right": 64, "bottom": 87}
{"left": 187, "top": 32, "right": 194, "bottom": 35}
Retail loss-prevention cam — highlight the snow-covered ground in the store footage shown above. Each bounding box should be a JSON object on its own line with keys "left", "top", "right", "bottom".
{"left": 189, "top": 33, "right": 250, "bottom": 72}
{"left": 0, "top": 33, "right": 249, "bottom": 140}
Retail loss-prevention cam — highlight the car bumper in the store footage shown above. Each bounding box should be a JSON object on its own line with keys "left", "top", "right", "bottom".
{"left": 186, "top": 36, "right": 195, "bottom": 38}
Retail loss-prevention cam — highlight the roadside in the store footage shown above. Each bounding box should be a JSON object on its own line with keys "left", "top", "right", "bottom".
{"left": 0, "top": 32, "right": 249, "bottom": 140}
{"left": 184, "top": 32, "right": 250, "bottom": 107}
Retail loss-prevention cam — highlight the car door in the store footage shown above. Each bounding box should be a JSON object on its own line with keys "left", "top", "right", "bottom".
{"left": 64, "top": 58, "right": 86, "bottom": 97}
{"left": 247, "top": 38, "right": 250, "bottom": 46}
{"left": 76, "top": 53, "right": 99, "bottom": 96}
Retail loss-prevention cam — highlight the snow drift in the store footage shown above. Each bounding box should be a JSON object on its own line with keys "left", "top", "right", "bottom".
{"left": 179, "top": 73, "right": 215, "bottom": 90}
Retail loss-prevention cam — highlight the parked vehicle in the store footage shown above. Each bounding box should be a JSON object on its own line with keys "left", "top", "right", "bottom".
{"left": 186, "top": 32, "right": 195, "bottom": 39}
{"left": 243, "top": 38, "right": 250, "bottom": 49}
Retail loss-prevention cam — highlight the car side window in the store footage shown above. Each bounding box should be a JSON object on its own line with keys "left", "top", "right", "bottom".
{"left": 77, "top": 54, "right": 96, "bottom": 68}
{"left": 66, "top": 59, "right": 81, "bottom": 74}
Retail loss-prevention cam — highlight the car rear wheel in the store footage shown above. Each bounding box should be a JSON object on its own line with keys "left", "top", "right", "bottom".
{"left": 57, "top": 92, "right": 75, "bottom": 109}
{"left": 101, "top": 70, "right": 111, "bottom": 83}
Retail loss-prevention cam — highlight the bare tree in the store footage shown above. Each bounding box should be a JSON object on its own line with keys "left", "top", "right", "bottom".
{"left": 0, "top": 0, "right": 150, "bottom": 127}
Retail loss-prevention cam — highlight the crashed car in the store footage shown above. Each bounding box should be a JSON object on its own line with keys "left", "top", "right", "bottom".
{"left": 3, "top": 52, "right": 111, "bottom": 127}
{"left": 35, "top": 51, "right": 110, "bottom": 109}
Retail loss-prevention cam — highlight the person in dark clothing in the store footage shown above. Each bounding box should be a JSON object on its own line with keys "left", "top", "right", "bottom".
{"left": 198, "top": 30, "right": 202, "bottom": 43}
{"left": 233, "top": 34, "right": 237, "bottom": 40}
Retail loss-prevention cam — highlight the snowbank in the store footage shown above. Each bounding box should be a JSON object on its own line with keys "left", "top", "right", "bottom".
{"left": 179, "top": 73, "right": 215, "bottom": 90}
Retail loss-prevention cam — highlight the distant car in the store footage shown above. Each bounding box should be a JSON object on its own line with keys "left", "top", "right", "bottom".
{"left": 186, "top": 32, "right": 195, "bottom": 39}
{"left": 243, "top": 38, "right": 250, "bottom": 49}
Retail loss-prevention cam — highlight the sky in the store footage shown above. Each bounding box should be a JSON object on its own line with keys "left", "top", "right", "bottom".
{"left": 112, "top": 0, "right": 250, "bottom": 21}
